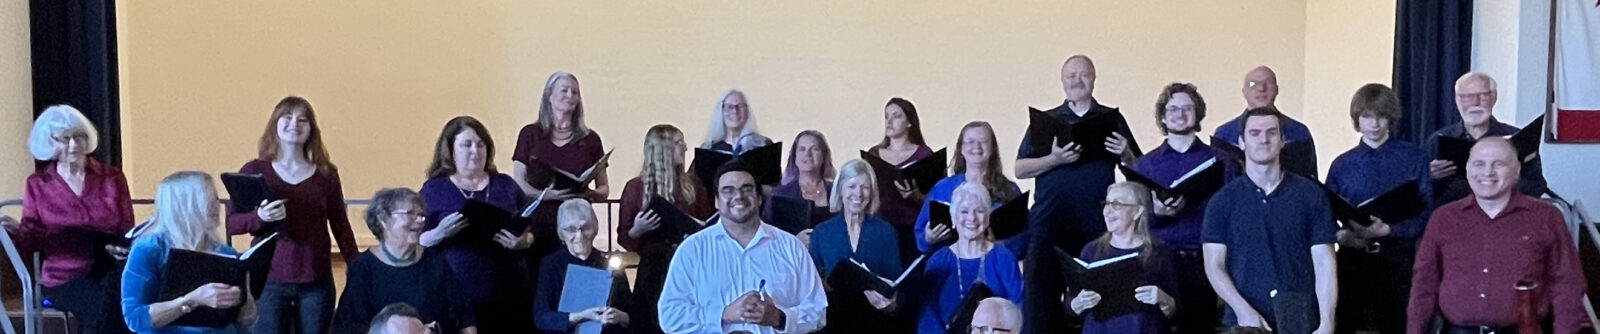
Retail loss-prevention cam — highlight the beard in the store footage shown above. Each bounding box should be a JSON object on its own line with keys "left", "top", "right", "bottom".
{"left": 1164, "top": 124, "right": 1198, "bottom": 135}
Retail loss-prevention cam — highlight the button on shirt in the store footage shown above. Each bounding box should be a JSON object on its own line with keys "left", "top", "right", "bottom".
{"left": 1325, "top": 139, "right": 1433, "bottom": 240}
{"left": 1201, "top": 174, "right": 1338, "bottom": 322}
{"left": 1406, "top": 194, "right": 1585, "bottom": 334}
{"left": 658, "top": 221, "right": 828, "bottom": 334}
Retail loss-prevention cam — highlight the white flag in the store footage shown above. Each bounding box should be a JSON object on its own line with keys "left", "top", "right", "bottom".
{"left": 1554, "top": 0, "right": 1600, "bottom": 141}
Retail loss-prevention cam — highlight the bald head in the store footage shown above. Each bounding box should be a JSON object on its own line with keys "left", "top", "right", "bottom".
{"left": 1242, "top": 66, "right": 1279, "bottom": 108}
{"left": 970, "top": 297, "right": 1022, "bottom": 332}
{"left": 1466, "top": 137, "right": 1520, "bottom": 201}
{"left": 1061, "top": 55, "right": 1098, "bottom": 103}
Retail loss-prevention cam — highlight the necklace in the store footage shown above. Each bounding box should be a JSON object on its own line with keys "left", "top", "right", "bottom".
{"left": 954, "top": 240, "right": 990, "bottom": 295}
{"left": 454, "top": 174, "right": 487, "bottom": 200}
{"left": 380, "top": 243, "right": 420, "bottom": 266}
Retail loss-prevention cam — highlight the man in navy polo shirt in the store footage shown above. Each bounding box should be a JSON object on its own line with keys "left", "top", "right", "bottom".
{"left": 1202, "top": 107, "right": 1339, "bottom": 334}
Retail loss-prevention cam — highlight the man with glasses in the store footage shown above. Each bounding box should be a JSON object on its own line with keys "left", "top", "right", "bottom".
{"left": 969, "top": 297, "right": 1023, "bottom": 334}
{"left": 1202, "top": 107, "right": 1339, "bottom": 334}
{"left": 1212, "top": 65, "right": 1319, "bottom": 178}
{"left": 1131, "top": 83, "right": 1238, "bottom": 333}
{"left": 657, "top": 160, "right": 827, "bottom": 334}
{"left": 1423, "top": 72, "right": 1548, "bottom": 207}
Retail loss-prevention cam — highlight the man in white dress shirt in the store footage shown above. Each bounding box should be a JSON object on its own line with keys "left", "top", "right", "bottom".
{"left": 658, "top": 161, "right": 828, "bottom": 334}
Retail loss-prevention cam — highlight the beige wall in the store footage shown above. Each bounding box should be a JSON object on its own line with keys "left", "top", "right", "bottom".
{"left": 115, "top": 1, "right": 1398, "bottom": 245}
{"left": 1, "top": 0, "right": 31, "bottom": 215}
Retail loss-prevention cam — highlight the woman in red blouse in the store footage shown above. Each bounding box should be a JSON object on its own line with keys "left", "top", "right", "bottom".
{"left": 224, "top": 96, "right": 360, "bottom": 334}
{"left": 510, "top": 72, "right": 612, "bottom": 287}
{"left": 615, "top": 124, "right": 715, "bottom": 334}
{"left": 2, "top": 105, "right": 134, "bottom": 334}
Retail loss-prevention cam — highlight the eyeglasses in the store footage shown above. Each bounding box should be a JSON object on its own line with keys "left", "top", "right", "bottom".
{"left": 1101, "top": 200, "right": 1141, "bottom": 210}
{"left": 1164, "top": 105, "right": 1195, "bottom": 114}
{"left": 1247, "top": 81, "right": 1277, "bottom": 91}
{"left": 390, "top": 210, "right": 425, "bottom": 220}
{"left": 969, "top": 325, "right": 1016, "bottom": 334}
{"left": 52, "top": 133, "right": 89, "bottom": 144}
{"left": 1456, "top": 91, "right": 1493, "bottom": 103}
{"left": 719, "top": 185, "right": 759, "bottom": 198}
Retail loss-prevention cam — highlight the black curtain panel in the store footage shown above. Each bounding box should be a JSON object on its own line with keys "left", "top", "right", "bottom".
{"left": 1391, "top": 0, "right": 1473, "bottom": 144}
{"left": 31, "top": 0, "right": 120, "bottom": 167}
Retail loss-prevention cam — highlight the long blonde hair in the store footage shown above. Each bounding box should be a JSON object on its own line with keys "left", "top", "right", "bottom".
{"left": 829, "top": 159, "right": 881, "bottom": 214}
{"left": 639, "top": 124, "right": 696, "bottom": 206}
{"left": 148, "top": 171, "right": 226, "bottom": 251}
{"left": 536, "top": 72, "right": 591, "bottom": 140}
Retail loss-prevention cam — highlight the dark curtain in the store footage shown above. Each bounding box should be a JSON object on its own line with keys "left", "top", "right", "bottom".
{"left": 1392, "top": 0, "right": 1473, "bottom": 144}
{"left": 32, "top": 0, "right": 120, "bottom": 167}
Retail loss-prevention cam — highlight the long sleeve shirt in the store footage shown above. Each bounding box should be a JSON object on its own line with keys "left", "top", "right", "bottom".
{"left": 224, "top": 159, "right": 359, "bottom": 284}
{"left": 120, "top": 236, "right": 240, "bottom": 334}
{"left": 532, "top": 248, "right": 635, "bottom": 334}
{"left": 869, "top": 145, "right": 936, "bottom": 228}
{"left": 657, "top": 222, "right": 828, "bottom": 334}
{"left": 913, "top": 174, "right": 1022, "bottom": 252}
{"left": 18, "top": 159, "right": 135, "bottom": 287}
{"left": 917, "top": 244, "right": 1025, "bottom": 333}
{"left": 1407, "top": 194, "right": 1585, "bottom": 334}
{"left": 1325, "top": 139, "right": 1433, "bottom": 240}
{"left": 332, "top": 250, "right": 474, "bottom": 334}
{"left": 1131, "top": 140, "right": 1238, "bottom": 251}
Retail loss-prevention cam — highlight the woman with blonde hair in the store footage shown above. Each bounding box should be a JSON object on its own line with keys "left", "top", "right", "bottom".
{"left": 808, "top": 159, "right": 907, "bottom": 332}
{"left": 616, "top": 124, "right": 714, "bottom": 334}
{"left": 225, "top": 96, "right": 358, "bottom": 334}
{"left": 122, "top": 171, "right": 258, "bottom": 333}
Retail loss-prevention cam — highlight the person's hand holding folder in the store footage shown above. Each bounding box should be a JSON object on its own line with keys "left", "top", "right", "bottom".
{"left": 924, "top": 223, "right": 953, "bottom": 246}
{"left": 184, "top": 283, "right": 243, "bottom": 310}
{"left": 1428, "top": 159, "right": 1457, "bottom": 180}
{"left": 1153, "top": 196, "right": 1186, "bottom": 217}
{"left": 493, "top": 230, "right": 533, "bottom": 250}
{"left": 863, "top": 290, "right": 895, "bottom": 312}
{"left": 1047, "top": 138, "right": 1084, "bottom": 166}
{"left": 1069, "top": 290, "right": 1101, "bottom": 315}
{"left": 628, "top": 210, "right": 661, "bottom": 239}
{"left": 1133, "top": 285, "right": 1175, "bottom": 316}
{"left": 1105, "top": 132, "right": 1133, "bottom": 158}
{"left": 255, "top": 199, "right": 287, "bottom": 223}
{"left": 419, "top": 212, "right": 469, "bottom": 247}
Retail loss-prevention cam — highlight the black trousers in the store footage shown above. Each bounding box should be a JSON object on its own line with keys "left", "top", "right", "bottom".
{"left": 1171, "top": 249, "right": 1221, "bottom": 334}
{"left": 44, "top": 263, "right": 131, "bottom": 334}
{"left": 1335, "top": 239, "right": 1417, "bottom": 334}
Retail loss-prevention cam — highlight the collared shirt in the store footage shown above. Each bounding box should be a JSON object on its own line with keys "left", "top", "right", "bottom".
{"left": 1325, "top": 139, "right": 1433, "bottom": 239}
{"left": 1422, "top": 121, "right": 1549, "bottom": 207}
{"left": 1132, "top": 139, "right": 1238, "bottom": 250}
{"left": 658, "top": 221, "right": 828, "bottom": 334}
{"left": 18, "top": 159, "right": 135, "bottom": 287}
{"left": 1016, "top": 100, "right": 1141, "bottom": 244}
{"left": 1213, "top": 109, "right": 1319, "bottom": 179}
{"left": 1201, "top": 173, "right": 1338, "bottom": 323}
{"left": 1406, "top": 194, "right": 1585, "bottom": 334}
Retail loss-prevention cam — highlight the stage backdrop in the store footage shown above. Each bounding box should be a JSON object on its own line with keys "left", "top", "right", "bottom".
{"left": 110, "top": 0, "right": 1395, "bottom": 247}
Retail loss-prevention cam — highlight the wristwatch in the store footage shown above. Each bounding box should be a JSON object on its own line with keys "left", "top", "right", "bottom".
{"left": 178, "top": 298, "right": 194, "bottom": 314}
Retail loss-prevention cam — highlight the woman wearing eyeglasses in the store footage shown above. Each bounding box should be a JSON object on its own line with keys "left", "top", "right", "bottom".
{"left": 1067, "top": 182, "right": 1178, "bottom": 334}
{"left": 333, "top": 188, "right": 475, "bottom": 334}
{"left": 533, "top": 199, "right": 634, "bottom": 334}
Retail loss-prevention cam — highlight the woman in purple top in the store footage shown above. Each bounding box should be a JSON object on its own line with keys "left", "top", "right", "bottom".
{"left": 868, "top": 97, "right": 937, "bottom": 261}
{"left": 1068, "top": 182, "right": 1178, "bottom": 334}
{"left": 224, "top": 96, "right": 359, "bottom": 334}
{"left": 765, "top": 130, "right": 836, "bottom": 241}
{"left": 418, "top": 116, "right": 533, "bottom": 333}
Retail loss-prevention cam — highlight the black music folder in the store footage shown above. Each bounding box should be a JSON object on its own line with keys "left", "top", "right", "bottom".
{"left": 644, "top": 195, "right": 710, "bottom": 244}
{"left": 926, "top": 192, "right": 1030, "bottom": 248}
{"left": 1118, "top": 157, "right": 1227, "bottom": 201}
{"left": 220, "top": 173, "right": 272, "bottom": 214}
{"left": 1322, "top": 180, "right": 1425, "bottom": 227}
{"left": 860, "top": 148, "right": 949, "bottom": 194}
{"left": 159, "top": 233, "right": 280, "bottom": 329}
{"left": 1437, "top": 115, "right": 1546, "bottom": 168}
{"left": 690, "top": 142, "right": 784, "bottom": 193}
{"left": 528, "top": 149, "right": 614, "bottom": 192}
{"left": 1026, "top": 108, "right": 1122, "bottom": 162}
{"left": 458, "top": 200, "right": 531, "bottom": 243}
{"left": 1056, "top": 247, "right": 1147, "bottom": 319}
{"left": 765, "top": 195, "right": 817, "bottom": 235}
{"left": 1210, "top": 137, "right": 1317, "bottom": 178}
{"left": 825, "top": 253, "right": 931, "bottom": 297}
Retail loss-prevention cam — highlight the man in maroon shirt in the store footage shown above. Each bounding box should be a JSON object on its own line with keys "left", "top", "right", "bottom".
{"left": 1407, "top": 137, "right": 1587, "bottom": 334}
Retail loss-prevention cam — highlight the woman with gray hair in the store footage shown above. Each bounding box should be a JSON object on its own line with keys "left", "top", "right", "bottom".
{"left": 700, "top": 89, "right": 773, "bottom": 154}
{"left": 918, "top": 182, "right": 1024, "bottom": 333}
{"left": 0, "top": 104, "right": 134, "bottom": 334}
{"left": 120, "top": 171, "right": 257, "bottom": 333}
{"left": 532, "top": 199, "right": 633, "bottom": 334}
{"left": 1069, "top": 182, "right": 1178, "bottom": 334}
{"left": 333, "top": 188, "right": 475, "bottom": 334}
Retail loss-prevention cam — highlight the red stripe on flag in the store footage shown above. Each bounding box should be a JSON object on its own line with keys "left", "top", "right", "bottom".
{"left": 1555, "top": 109, "right": 1600, "bottom": 142}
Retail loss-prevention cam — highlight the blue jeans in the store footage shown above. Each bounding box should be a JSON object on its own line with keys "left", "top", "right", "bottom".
{"left": 253, "top": 279, "right": 334, "bottom": 334}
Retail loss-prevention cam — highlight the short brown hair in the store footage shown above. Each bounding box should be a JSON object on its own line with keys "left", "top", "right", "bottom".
{"left": 1154, "top": 82, "right": 1207, "bottom": 135}
{"left": 425, "top": 116, "right": 498, "bottom": 179}
{"left": 1348, "top": 83, "right": 1402, "bottom": 131}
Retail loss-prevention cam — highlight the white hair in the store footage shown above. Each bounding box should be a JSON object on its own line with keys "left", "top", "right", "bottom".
{"left": 28, "top": 104, "right": 99, "bottom": 161}
{"left": 1455, "top": 72, "right": 1498, "bottom": 92}
{"left": 974, "top": 297, "right": 1023, "bottom": 331}
{"left": 700, "top": 90, "right": 762, "bottom": 149}
{"left": 949, "top": 181, "right": 993, "bottom": 216}
{"left": 148, "top": 171, "right": 225, "bottom": 251}
{"left": 556, "top": 198, "right": 598, "bottom": 230}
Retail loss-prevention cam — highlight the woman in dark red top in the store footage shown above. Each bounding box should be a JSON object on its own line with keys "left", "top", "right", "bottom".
{"left": 868, "top": 98, "right": 937, "bottom": 262}
{"left": 616, "top": 124, "right": 715, "bottom": 334}
{"left": 2, "top": 105, "right": 133, "bottom": 334}
{"left": 224, "top": 96, "right": 360, "bottom": 334}
{"left": 510, "top": 72, "right": 611, "bottom": 292}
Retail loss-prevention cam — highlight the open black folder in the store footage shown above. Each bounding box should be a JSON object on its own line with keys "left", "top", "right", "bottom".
{"left": 1118, "top": 157, "right": 1227, "bottom": 201}
{"left": 1026, "top": 107, "right": 1123, "bottom": 163}
{"left": 1211, "top": 137, "right": 1317, "bottom": 178}
{"left": 220, "top": 173, "right": 272, "bottom": 214}
{"left": 1055, "top": 247, "right": 1147, "bottom": 319}
{"left": 1321, "top": 180, "right": 1425, "bottom": 227}
{"left": 765, "top": 195, "right": 817, "bottom": 235}
{"left": 159, "top": 233, "right": 280, "bottom": 329}
{"left": 1436, "top": 115, "right": 1546, "bottom": 169}
{"left": 927, "top": 192, "right": 1030, "bottom": 248}
{"left": 860, "top": 148, "right": 949, "bottom": 194}
{"left": 690, "top": 142, "right": 784, "bottom": 193}
{"left": 527, "top": 149, "right": 614, "bottom": 192}
{"left": 458, "top": 199, "right": 532, "bottom": 244}
{"left": 825, "top": 253, "right": 931, "bottom": 297}
{"left": 644, "top": 195, "right": 711, "bottom": 244}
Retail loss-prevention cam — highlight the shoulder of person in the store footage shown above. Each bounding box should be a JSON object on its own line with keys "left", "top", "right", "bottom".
{"left": 241, "top": 159, "right": 271, "bottom": 172}
{"left": 419, "top": 176, "right": 452, "bottom": 192}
